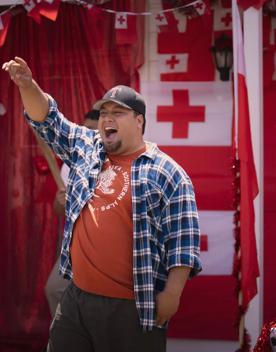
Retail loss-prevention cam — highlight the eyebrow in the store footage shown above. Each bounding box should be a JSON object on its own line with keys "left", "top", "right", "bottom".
{"left": 100, "top": 107, "right": 128, "bottom": 112}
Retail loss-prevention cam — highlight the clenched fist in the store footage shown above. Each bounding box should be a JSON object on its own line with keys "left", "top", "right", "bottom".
{"left": 2, "top": 57, "right": 32, "bottom": 89}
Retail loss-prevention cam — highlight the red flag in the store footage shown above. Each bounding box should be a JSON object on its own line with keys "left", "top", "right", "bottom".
{"left": 238, "top": 0, "right": 266, "bottom": 10}
{"left": 232, "top": 0, "right": 259, "bottom": 309}
{"left": 39, "top": 0, "right": 61, "bottom": 21}
{"left": 115, "top": 12, "right": 137, "bottom": 45}
{"left": 0, "top": 12, "right": 11, "bottom": 47}
{"left": 24, "top": 0, "right": 42, "bottom": 24}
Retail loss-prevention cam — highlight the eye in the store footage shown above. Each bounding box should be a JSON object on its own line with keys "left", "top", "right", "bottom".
{"left": 114, "top": 112, "right": 123, "bottom": 116}
{"left": 99, "top": 111, "right": 107, "bottom": 117}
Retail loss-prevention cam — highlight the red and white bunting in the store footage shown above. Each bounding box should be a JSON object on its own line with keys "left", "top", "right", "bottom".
{"left": 115, "top": 12, "right": 127, "bottom": 29}
{"left": 158, "top": 53, "right": 188, "bottom": 74}
{"left": 194, "top": 0, "right": 207, "bottom": 16}
{"left": 154, "top": 12, "right": 168, "bottom": 26}
{"left": 24, "top": 0, "right": 36, "bottom": 13}
{"left": 214, "top": 7, "right": 232, "bottom": 31}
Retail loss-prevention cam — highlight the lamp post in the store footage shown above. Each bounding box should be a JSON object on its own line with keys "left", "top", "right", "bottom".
{"left": 211, "top": 33, "right": 233, "bottom": 81}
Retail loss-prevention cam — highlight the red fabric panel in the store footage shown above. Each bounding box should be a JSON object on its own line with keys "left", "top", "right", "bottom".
{"left": 238, "top": 0, "right": 266, "bottom": 9}
{"left": 158, "top": 15, "right": 215, "bottom": 81}
{"left": 263, "top": 81, "right": 276, "bottom": 323}
{"left": 167, "top": 275, "right": 239, "bottom": 340}
{"left": 0, "top": 3, "right": 144, "bottom": 351}
{"left": 160, "top": 146, "right": 234, "bottom": 210}
{"left": 0, "top": 12, "right": 11, "bottom": 47}
{"left": 236, "top": 74, "right": 259, "bottom": 308}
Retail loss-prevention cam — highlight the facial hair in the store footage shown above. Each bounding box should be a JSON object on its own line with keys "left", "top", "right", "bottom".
{"left": 103, "top": 140, "right": 122, "bottom": 154}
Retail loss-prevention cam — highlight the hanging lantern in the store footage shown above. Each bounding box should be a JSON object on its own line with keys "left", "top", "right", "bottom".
{"left": 211, "top": 33, "right": 233, "bottom": 81}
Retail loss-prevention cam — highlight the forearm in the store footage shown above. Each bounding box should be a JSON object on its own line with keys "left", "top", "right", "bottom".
{"left": 155, "top": 266, "right": 191, "bottom": 326}
{"left": 19, "top": 79, "right": 49, "bottom": 122}
{"left": 164, "top": 266, "right": 191, "bottom": 297}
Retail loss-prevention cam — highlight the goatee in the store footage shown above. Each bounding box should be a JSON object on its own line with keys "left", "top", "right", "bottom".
{"left": 103, "top": 141, "right": 122, "bottom": 154}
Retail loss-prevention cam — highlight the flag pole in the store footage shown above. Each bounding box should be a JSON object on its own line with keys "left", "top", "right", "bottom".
{"left": 232, "top": 2, "right": 249, "bottom": 351}
{"left": 232, "top": 1, "right": 260, "bottom": 350}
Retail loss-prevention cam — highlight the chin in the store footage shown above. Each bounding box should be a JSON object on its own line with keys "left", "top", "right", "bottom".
{"left": 104, "top": 141, "right": 122, "bottom": 154}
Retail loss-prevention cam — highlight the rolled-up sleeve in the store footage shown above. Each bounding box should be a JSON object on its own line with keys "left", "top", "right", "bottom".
{"left": 163, "top": 180, "right": 202, "bottom": 277}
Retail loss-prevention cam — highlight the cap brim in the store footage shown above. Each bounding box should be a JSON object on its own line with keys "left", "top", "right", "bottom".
{"left": 93, "top": 98, "right": 132, "bottom": 111}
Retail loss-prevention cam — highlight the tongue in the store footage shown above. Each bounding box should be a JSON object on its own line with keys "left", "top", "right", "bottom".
{"left": 106, "top": 131, "right": 117, "bottom": 142}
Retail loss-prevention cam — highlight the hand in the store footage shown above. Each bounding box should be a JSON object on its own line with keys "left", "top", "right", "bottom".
{"left": 155, "top": 289, "right": 181, "bottom": 327}
{"left": 2, "top": 57, "right": 32, "bottom": 89}
{"left": 55, "top": 189, "right": 66, "bottom": 208}
{"left": 53, "top": 188, "right": 66, "bottom": 215}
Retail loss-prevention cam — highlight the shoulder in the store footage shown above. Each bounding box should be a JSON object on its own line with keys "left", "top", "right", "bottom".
{"left": 146, "top": 142, "right": 191, "bottom": 186}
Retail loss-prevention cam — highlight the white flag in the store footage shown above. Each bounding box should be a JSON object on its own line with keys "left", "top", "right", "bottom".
{"left": 115, "top": 12, "right": 128, "bottom": 29}
{"left": 154, "top": 12, "right": 168, "bottom": 26}
{"left": 158, "top": 53, "right": 188, "bottom": 74}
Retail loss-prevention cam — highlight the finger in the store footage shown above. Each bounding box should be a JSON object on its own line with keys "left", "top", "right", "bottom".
{"left": 156, "top": 316, "right": 166, "bottom": 326}
{"left": 15, "top": 56, "right": 28, "bottom": 68}
{"left": 2, "top": 60, "right": 16, "bottom": 71}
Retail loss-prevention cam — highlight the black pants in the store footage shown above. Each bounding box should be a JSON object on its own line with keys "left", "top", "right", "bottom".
{"left": 47, "top": 282, "right": 166, "bottom": 352}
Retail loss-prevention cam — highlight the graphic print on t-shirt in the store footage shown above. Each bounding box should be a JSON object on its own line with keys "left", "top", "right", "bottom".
{"left": 94, "top": 166, "right": 117, "bottom": 196}
{"left": 89, "top": 160, "right": 131, "bottom": 213}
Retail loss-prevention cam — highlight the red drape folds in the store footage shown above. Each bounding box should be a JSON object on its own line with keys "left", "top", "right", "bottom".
{"left": 0, "top": 3, "right": 144, "bottom": 351}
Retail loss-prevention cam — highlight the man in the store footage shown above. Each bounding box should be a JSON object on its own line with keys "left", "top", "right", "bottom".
{"left": 3, "top": 57, "right": 202, "bottom": 352}
{"left": 45, "top": 109, "right": 99, "bottom": 318}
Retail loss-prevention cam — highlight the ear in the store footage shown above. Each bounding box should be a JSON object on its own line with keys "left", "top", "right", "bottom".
{"left": 136, "top": 114, "right": 144, "bottom": 130}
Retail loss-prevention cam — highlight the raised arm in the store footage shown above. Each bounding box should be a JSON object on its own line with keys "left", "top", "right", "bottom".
{"left": 2, "top": 57, "right": 49, "bottom": 121}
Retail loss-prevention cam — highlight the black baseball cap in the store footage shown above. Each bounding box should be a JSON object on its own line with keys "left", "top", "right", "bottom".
{"left": 93, "top": 85, "right": 146, "bottom": 117}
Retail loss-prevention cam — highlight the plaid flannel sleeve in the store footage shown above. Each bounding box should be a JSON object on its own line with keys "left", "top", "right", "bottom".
{"left": 24, "top": 94, "right": 88, "bottom": 164}
{"left": 163, "top": 179, "right": 202, "bottom": 278}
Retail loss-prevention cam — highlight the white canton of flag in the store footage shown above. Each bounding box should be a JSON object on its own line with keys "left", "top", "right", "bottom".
{"left": 158, "top": 53, "right": 188, "bottom": 74}
{"left": 115, "top": 12, "right": 128, "bottom": 29}
{"left": 154, "top": 12, "right": 168, "bottom": 26}
{"left": 214, "top": 7, "right": 232, "bottom": 31}
{"left": 194, "top": 0, "right": 206, "bottom": 16}
{"left": 199, "top": 211, "right": 235, "bottom": 276}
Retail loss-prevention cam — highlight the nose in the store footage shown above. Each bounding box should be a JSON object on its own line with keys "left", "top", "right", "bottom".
{"left": 99, "top": 112, "right": 114, "bottom": 121}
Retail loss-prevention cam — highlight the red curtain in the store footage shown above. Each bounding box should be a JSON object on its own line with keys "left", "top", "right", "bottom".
{"left": 263, "top": 16, "right": 276, "bottom": 324}
{"left": 0, "top": 3, "right": 144, "bottom": 351}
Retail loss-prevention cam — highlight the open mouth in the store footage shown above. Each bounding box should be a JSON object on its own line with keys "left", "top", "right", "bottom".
{"left": 104, "top": 127, "right": 118, "bottom": 141}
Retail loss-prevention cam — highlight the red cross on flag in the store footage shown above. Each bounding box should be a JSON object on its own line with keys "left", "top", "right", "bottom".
{"left": 158, "top": 54, "right": 188, "bottom": 75}
{"left": 141, "top": 81, "right": 232, "bottom": 146}
{"left": 115, "top": 12, "right": 128, "bottom": 29}
{"left": 115, "top": 12, "right": 137, "bottom": 44}
{"left": 194, "top": 0, "right": 207, "bottom": 16}
{"left": 214, "top": 7, "right": 232, "bottom": 31}
{"left": 154, "top": 12, "right": 168, "bottom": 27}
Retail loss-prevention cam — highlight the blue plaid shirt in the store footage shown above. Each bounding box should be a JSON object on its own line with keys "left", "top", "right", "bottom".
{"left": 26, "top": 96, "right": 202, "bottom": 330}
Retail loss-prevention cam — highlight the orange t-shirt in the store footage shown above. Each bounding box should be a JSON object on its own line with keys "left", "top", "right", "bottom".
{"left": 71, "top": 147, "right": 146, "bottom": 299}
